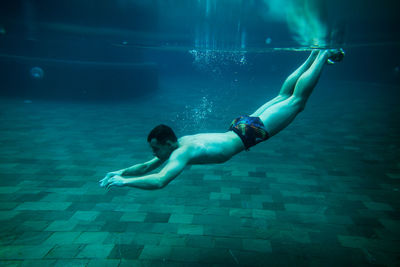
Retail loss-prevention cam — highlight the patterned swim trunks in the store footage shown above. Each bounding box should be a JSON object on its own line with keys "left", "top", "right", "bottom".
{"left": 229, "top": 115, "right": 270, "bottom": 150}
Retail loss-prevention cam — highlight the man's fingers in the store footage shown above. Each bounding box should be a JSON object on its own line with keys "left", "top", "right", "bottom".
{"left": 100, "top": 173, "right": 118, "bottom": 184}
{"left": 99, "top": 176, "right": 108, "bottom": 183}
{"left": 100, "top": 174, "right": 113, "bottom": 187}
{"left": 106, "top": 182, "right": 115, "bottom": 190}
{"left": 102, "top": 174, "right": 123, "bottom": 190}
{"left": 104, "top": 176, "right": 116, "bottom": 190}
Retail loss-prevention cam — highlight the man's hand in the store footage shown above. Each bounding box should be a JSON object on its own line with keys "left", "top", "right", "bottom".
{"left": 99, "top": 170, "right": 123, "bottom": 188}
{"left": 101, "top": 175, "right": 126, "bottom": 190}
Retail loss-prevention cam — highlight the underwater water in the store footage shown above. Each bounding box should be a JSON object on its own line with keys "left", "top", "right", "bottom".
{"left": 0, "top": 0, "right": 400, "bottom": 266}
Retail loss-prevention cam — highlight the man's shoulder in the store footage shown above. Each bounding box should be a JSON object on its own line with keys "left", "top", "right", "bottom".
{"left": 170, "top": 144, "right": 195, "bottom": 162}
{"left": 177, "top": 135, "right": 196, "bottom": 147}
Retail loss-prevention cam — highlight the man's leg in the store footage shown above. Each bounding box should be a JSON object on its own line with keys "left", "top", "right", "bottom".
{"left": 251, "top": 50, "right": 319, "bottom": 117}
{"left": 258, "top": 50, "right": 331, "bottom": 137}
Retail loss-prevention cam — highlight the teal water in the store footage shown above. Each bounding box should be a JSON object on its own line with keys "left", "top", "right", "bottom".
{"left": 0, "top": 0, "right": 399, "bottom": 266}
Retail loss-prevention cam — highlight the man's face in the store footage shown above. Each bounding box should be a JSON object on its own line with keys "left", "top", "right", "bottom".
{"left": 149, "top": 138, "right": 173, "bottom": 160}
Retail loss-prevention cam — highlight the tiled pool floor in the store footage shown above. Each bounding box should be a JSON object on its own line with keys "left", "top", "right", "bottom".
{"left": 0, "top": 80, "right": 399, "bottom": 266}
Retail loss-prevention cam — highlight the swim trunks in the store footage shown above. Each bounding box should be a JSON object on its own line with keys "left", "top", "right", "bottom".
{"left": 229, "top": 115, "right": 270, "bottom": 150}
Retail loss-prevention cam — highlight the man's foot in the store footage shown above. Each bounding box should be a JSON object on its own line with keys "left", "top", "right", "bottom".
{"left": 327, "top": 48, "right": 345, "bottom": 64}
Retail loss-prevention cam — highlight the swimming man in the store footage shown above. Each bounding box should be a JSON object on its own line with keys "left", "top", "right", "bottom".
{"left": 100, "top": 49, "right": 344, "bottom": 190}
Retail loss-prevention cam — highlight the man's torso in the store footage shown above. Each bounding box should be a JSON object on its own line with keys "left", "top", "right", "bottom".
{"left": 175, "top": 132, "right": 245, "bottom": 165}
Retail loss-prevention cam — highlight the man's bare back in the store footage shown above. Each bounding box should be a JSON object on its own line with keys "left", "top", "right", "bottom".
{"left": 178, "top": 132, "right": 245, "bottom": 165}
{"left": 100, "top": 49, "right": 344, "bottom": 190}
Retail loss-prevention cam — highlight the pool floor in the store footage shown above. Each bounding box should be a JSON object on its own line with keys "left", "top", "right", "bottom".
{"left": 0, "top": 80, "right": 399, "bottom": 266}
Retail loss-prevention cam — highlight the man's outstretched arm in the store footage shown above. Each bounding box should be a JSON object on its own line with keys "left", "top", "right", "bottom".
{"left": 102, "top": 153, "right": 188, "bottom": 190}
{"left": 99, "top": 157, "right": 163, "bottom": 187}
{"left": 120, "top": 157, "right": 163, "bottom": 176}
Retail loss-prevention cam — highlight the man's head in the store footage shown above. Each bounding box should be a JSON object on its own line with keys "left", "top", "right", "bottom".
{"left": 147, "top": 124, "right": 178, "bottom": 160}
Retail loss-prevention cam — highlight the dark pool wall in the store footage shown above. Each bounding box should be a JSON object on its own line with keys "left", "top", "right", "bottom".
{"left": 0, "top": 59, "right": 159, "bottom": 101}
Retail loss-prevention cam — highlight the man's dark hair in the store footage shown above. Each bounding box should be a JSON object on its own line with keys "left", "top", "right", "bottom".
{"left": 147, "top": 124, "right": 177, "bottom": 145}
